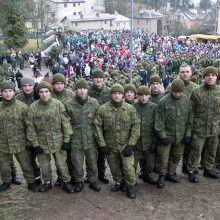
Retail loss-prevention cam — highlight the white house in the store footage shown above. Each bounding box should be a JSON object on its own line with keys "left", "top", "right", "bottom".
{"left": 113, "top": 12, "right": 130, "bottom": 30}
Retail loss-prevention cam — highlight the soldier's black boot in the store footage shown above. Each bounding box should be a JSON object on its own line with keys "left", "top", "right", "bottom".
{"left": 63, "top": 182, "right": 74, "bottom": 193}
{"left": 84, "top": 176, "right": 90, "bottom": 184}
{"left": 35, "top": 176, "right": 42, "bottom": 185}
{"left": 11, "top": 163, "right": 22, "bottom": 185}
{"left": 126, "top": 186, "right": 136, "bottom": 199}
{"left": 110, "top": 182, "right": 124, "bottom": 192}
{"left": 142, "top": 174, "right": 157, "bottom": 184}
{"left": 89, "top": 182, "right": 101, "bottom": 192}
{"left": 54, "top": 177, "right": 63, "bottom": 187}
{"left": 188, "top": 172, "right": 199, "bottom": 183}
{"left": 203, "top": 169, "right": 220, "bottom": 179}
{"left": 157, "top": 175, "right": 165, "bottom": 188}
{"left": 165, "top": 174, "right": 180, "bottom": 183}
{"left": 40, "top": 181, "right": 53, "bottom": 192}
{"left": 98, "top": 172, "right": 109, "bottom": 184}
{"left": 28, "top": 182, "right": 41, "bottom": 192}
{"left": 74, "top": 182, "right": 84, "bottom": 192}
{"left": 0, "top": 182, "right": 11, "bottom": 192}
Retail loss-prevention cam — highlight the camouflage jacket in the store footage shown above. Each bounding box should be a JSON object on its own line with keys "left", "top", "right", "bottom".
{"left": 16, "top": 91, "right": 36, "bottom": 106}
{"left": 27, "top": 98, "right": 73, "bottom": 154}
{"left": 0, "top": 98, "right": 28, "bottom": 153}
{"left": 191, "top": 84, "right": 220, "bottom": 137}
{"left": 149, "top": 93, "right": 165, "bottom": 105}
{"left": 165, "top": 80, "right": 198, "bottom": 97}
{"left": 133, "top": 101, "right": 156, "bottom": 151}
{"left": 88, "top": 84, "right": 110, "bottom": 105}
{"left": 52, "top": 88, "right": 75, "bottom": 104}
{"left": 94, "top": 101, "right": 140, "bottom": 152}
{"left": 65, "top": 96, "right": 99, "bottom": 150}
{"left": 155, "top": 94, "right": 193, "bottom": 143}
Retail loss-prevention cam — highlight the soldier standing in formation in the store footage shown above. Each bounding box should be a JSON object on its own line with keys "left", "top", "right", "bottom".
{"left": 0, "top": 80, "right": 41, "bottom": 192}
{"left": 133, "top": 86, "right": 157, "bottom": 185}
{"left": 94, "top": 84, "right": 140, "bottom": 199}
{"left": 124, "top": 83, "right": 137, "bottom": 104}
{"left": 88, "top": 68, "right": 110, "bottom": 184}
{"left": 26, "top": 81, "right": 74, "bottom": 193}
{"left": 187, "top": 66, "right": 220, "bottom": 183}
{"left": 16, "top": 77, "right": 41, "bottom": 185}
{"left": 155, "top": 79, "right": 193, "bottom": 188}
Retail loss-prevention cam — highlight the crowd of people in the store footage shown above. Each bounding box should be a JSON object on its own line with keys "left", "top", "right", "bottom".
{"left": 0, "top": 30, "right": 220, "bottom": 199}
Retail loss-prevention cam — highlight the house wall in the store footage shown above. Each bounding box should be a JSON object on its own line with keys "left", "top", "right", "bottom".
{"left": 133, "top": 18, "right": 158, "bottom": 33}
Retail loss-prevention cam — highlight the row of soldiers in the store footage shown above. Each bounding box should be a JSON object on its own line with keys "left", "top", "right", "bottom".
{"left": 0, "top": 64, "right": 220, "bottom": 199}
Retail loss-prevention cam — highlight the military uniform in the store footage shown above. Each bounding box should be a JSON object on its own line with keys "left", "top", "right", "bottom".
{"left": 88, "top": 74, "right": 111, "bottom": 183}
{"left": 65, "top": 95, "right": 100, "bottom": 188}
{"left": 155, "top": 79, "right": 193, "bottom": 188}
{"left": 94, "top": 100, "right": 140, "bottom": 188}
{"left": 52, "top": 88, "right": 75, "bottom": 104}
{"left": 27, "top": 97, "right": 73, "bottom": 187}
{"left": 133, "top": 98, "right": 157, "bottom": 182}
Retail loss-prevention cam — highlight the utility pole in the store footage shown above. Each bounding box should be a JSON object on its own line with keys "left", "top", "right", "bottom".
{"left": 129, "top": 0, "right": 133, "bottom": 83}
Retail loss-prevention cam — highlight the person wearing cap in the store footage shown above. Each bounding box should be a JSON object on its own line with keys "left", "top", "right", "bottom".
{"left": 88, "top": 68, "right": 110, "bottom": 184}
{"left": 94, "top": 83, "right": 140, "bottom": 199}
{"left": 149, "top": 75, "right": 164, "bottom": 105}
{"left": 51, "top": 73, "right": 75, "bottom": 104}
{"left": 26, "top": 81, "right": 74, "bottom": 193}
{"left": 124, "top": 83, "right": 137, "bottom": 104}
{"left": 133, "top": 86, "right": 157, "bottom": 185}
{"left": 0, "top": 80, "right": 41, "bottom": 192}
{"left": 165, "top": 64, "right": 199, "bottom": 173}
{"left": 213, "top": 59, "right": 220, "bottom": 85}
{"left": 51, "top": 73, "right": 75, "bottom": 186}
{"left": 65, "top": 79, "right": 101, "bottom": 193}
{"left": 187, "top": 66, "right": 220, "bottom": 183}
{"left": 16, "top": 77, "right": 41, "bottom": 185}
{"left": 155, "top": 79, "right": 193, "bottom": 188}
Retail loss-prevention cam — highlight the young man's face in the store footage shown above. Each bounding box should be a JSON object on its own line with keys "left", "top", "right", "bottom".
{"left": 22, "top": 84, "right": 34, "bottom": 95}
{"left": 138, "top": 94, "right": 150, "bottom": 104}
{"left": 39, "top": 88, "right": 51, "bottom": 102}
{"left": 2, "top": 89, "right": 15, "bottom": 101}
{"left": 171, "top": 91, "right": 183, "bottom": 99}
{"left": 150, "top": 82, "right": 161, "bottom": 94}
{"left": 111, "top": 92, "right": 123, "bottom": 103}
{"left": 179, "top": 66, "right": 192, "bottom": 81}
{"left": 76, "top": 87, "right": 88, "bottom": 100}
{"left": 204, "top": 73, "right": 217, "bottom": 86}
{"left": 93, "top": 77, "right": 104, "bottom": 89}
{"left": 125, "top": 90, "right": 135, "bottom": 102}
{"left": 54, "top": 82, "right": 65, "bottom": 93}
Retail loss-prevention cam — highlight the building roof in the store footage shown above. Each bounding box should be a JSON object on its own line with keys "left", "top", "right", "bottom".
{"left": 49, "top": 0, "right": 85, "bottom": 3}
{"left": 114, "top": 12, "right": 130, "bottom": 22}
{"left": 134, "top": 10, "right": 163, "bottom": 19}
{"left": 61, "top": 13, "right": 115, "bottom": 22}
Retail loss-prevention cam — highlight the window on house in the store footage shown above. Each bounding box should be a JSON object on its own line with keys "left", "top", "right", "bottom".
{"left": 110, "top": 21, "right": 113, "bottom": 26}
{"left": 138, "top": 19, "right": 139, "bottom": 24}
{"left": 75, "top": 23, "right": 78, "bottom": 26}
{"left": 78, "top": 12, "right": 81, "bottom": 15}
{"left": 105, "top": 21, "right": 107, "bottom": 24}
{"left": 78, "top": 3, "right": 80, "bottom": 6}
{"left": 64, "top": 3, "right": 67, "bottom": 8}
{"left": 73, "top": 12, "right": 76, "bottom": 15}
{"left": 73, "top": 3, "right": 76, "bottom": 7}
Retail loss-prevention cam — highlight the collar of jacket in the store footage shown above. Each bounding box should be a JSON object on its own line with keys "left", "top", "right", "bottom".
{"left": 53, "top": 88, "right": 64, "bottom": 95}
{"left": 3, "top": 96, "right": 16, "bottom": 105}
{"left": 204, "top": 83, "right": 216, "bottom": 89}
{"left": 39, "top": 97, "right": 52, "bottom": 105}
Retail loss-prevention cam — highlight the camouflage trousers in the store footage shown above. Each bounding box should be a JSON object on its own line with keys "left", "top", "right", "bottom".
{"left": 157, "top": 142, "right": 184, "bottom": 175}
{"left": 215, "top": 138, "right": 220, "bottom": 169}
{"left": 187, "top": 134, "right": 219, "bottom": 172}
{"left": 134, "top": 149, "right": 155, "bottom": 175}
{"left": 107, "top": 150, "right": 136, "bottom": 187}
{"left": 70, "top": 147, "right": 98, "bottom": 183}
{"left": 37, "top": 149, "right": 70, "bottom": 183}
{"left": 0, "top": 150, "right": 35, "bottom": 183}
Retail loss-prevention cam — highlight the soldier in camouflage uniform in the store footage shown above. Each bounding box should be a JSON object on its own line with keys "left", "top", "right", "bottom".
{"left": 51, "top": 73, "right": 75, "bottom": 186}
{"left": 149, "top": 75, "right": 164, "bottom": 105}
{"left": 213, "top": 60, "right": 220, "bottom": 170}
{"left": 0, "top": 80, "right": 41, "bottom": 192}
{"left": 26, "top": 81, "right": 74, "bottom": 193}
{"left": 15, "top": 77, "right": 41, "bottom": 184}
{"left": 65, "top": 79, "right": 101, "bottom": 192}
{"left": 133, "top": 86, "right": 157, "bottom": 185}
{"left": 94, "top": 84, "right": 140, "bottom": 199}
{"left": 124, "top": 84, "right": 136, "bottom": 104}
{"left": 88, "top": 68, "right": 110, "bottom": 184}
{"left": 165, "top": 64, "right": 199, "bottom": 173}
{"left": 155, "top": 79, "right": 193, "bottom": 188}
{"left": 187, "top": 67, "right": 220, "bottom": 183}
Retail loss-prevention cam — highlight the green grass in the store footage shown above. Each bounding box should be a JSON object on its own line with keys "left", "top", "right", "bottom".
{"left": 0, "top": 38, "right": 42, "bottom": 51}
